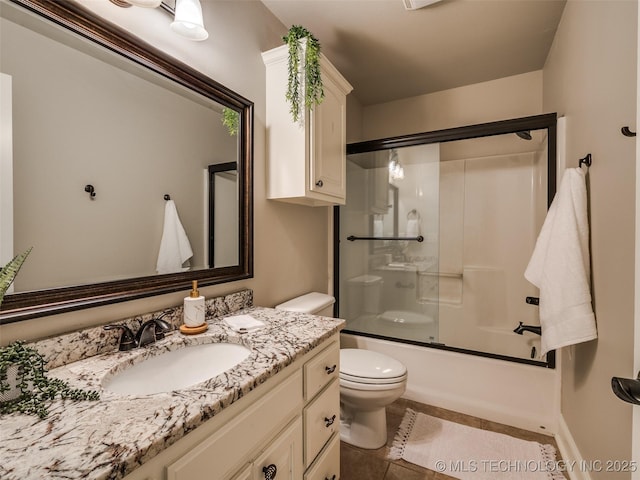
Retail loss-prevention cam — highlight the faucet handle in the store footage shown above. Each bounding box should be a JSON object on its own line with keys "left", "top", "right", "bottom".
{"left": 152, "top": 313, "right": 172, "bottom": 340}
{"left": 104, "top": 324, "right": 137, "bottom": 351}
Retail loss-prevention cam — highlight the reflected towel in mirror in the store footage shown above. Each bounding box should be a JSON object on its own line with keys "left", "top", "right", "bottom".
{"left": 156, "top": 200, "right": 193, "bottom": 274}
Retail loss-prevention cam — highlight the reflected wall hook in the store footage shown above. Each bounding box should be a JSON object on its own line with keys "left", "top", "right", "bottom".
{"left": 84, "top": 184, "right": 96, "bottom": 199}
{"left": 579, "top": 153, "right": 592, "bottom": 168}
{"left": 164, "top": 194, "right": 171, "bottom": 201}
{"left": 621, "top": 126, "right": 636, "bottom": 137}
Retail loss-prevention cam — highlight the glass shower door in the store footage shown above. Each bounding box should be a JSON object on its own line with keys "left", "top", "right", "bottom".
{"left": 338, "top": 144, "right": 440, "bottom": 344}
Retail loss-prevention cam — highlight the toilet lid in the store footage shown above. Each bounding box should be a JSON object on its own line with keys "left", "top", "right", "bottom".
{"left": 340, "top": 349, "right": 407, "bottom": 384}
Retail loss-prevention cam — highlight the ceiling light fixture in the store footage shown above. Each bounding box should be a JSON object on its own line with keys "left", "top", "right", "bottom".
{"left": 108, "top": 0, "right": 209, "bottom": 42}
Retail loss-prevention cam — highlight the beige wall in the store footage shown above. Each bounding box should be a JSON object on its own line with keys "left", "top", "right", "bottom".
{"left": 360, "top": 70, "right": 543, "bottom": 141}
{"left": 543, "top": 0, "right": 637, "bottom": 474}
{"left": 1, "top": 1, "right": 331, "bottom": 343}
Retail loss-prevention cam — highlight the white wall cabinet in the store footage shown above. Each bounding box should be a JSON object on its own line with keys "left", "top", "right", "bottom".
{"left": 262, "top": 44, "right": 353, "bottom": 207}
{"left": 123, "top": 336, "right": 340, "bottom": 480}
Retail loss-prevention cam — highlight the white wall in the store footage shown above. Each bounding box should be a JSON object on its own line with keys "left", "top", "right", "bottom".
{"left": 543, "top": 1, "right": 637, "bottom": 476}
{"left": 0, "top": 0, "right": 331, "bottom": 343}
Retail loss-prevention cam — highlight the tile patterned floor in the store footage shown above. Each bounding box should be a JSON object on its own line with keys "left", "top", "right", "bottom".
{"left": 340, "top": 398, "right": 562, "bottom": 480}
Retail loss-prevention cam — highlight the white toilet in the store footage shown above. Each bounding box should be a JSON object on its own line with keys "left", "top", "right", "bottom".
{"left": 276, "top": 292, "right": 408, "bottom": 450}
{"left": 339, "top": 348, "right": 407, "bottom": 449}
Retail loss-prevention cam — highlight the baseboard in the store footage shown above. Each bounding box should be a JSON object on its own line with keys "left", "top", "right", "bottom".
{"left": 555, "top": 413, "right": 592, "bottom": 480}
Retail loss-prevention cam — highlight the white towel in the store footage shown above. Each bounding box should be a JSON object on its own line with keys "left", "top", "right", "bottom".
{"left": 406, "top": 219, "right": 420, "bottom": 237}
{"left": 373, "top": 219, "right": 384, "bottom": 237}
{"left": 223, "top": 314, "right": 266, "bottom": 332}
{"left": 156, "top": 200, "right": 193, "bottom": 274}
{"left": 524, "top": 167, "right": 597, "bottom": 357}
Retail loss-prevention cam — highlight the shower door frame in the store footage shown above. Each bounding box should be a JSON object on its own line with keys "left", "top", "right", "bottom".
{"left": 334, "top": 112, "right": 557, "bottom": 368}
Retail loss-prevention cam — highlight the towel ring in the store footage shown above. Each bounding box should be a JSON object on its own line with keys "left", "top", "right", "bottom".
{"left": 164, "top": 194, "right": 171, "bottom": 201}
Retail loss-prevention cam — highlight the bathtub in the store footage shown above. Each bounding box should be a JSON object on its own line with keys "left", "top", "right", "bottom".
{"left": 340, "top": 332, "right": 560, "bottom": 434}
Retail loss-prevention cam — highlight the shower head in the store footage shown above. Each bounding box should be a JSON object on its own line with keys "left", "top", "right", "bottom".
{"left": 515, "top": 131, "right": 532, "bottom": 141}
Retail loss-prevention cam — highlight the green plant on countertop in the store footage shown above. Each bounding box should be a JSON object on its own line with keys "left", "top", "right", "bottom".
{"left": 0, "top": 341, "right": 100, "bottom": 419}
{"left": 0, "top": 247, "right": 32, "bottom": 308}
{"left": 282, "top": 25, "right": 324, "bottom": 123}
{"left": 222, "top": 107, "right": 240, "bottom": 136}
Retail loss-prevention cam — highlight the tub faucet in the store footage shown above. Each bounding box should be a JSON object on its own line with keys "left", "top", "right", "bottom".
{"left": 513, "top": 322, "right": 542, "bottom": 336}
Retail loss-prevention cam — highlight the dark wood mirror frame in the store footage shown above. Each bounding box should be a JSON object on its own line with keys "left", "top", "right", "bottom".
{"left": 0, "top": 0, "right": 254, "bottom": 324}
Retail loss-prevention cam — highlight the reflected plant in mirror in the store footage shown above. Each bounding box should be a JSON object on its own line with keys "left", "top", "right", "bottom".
{"left": 0, "top": 0, "right": 253, "bottom": 323}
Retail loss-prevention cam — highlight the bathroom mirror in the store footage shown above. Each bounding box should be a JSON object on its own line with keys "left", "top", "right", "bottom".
{"left": 337, "top": 113, "right": 557, "bottom": 368}
{"left": 0, "top": 0, "right": 253, "bottom": 323}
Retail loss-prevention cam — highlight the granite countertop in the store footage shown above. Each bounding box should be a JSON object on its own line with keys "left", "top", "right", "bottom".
{"left": 0, "top": 306, "right": 344, "bottom": 480}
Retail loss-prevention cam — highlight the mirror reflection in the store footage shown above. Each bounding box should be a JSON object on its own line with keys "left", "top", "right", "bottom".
{"left": 0, "top": 0, "right": 252, "bottom": 322}
{"left": 339, "top": 118, "right": 554, "bottom": 366}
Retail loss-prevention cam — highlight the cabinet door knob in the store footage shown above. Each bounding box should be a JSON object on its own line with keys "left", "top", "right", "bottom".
{"left": 325, "top": 365, "right": 336, "bottom": 374}
{"left": 325, "top": 476, "right": 337, "bottom": 480}
{"left": 315, "top": 179, "right": 323, "bottom": 187}
{"left": 263, "top": 464, "right": 277, "bottom": 480}
{"left": 324, "top": 414, "right": 336, "bottom": 427}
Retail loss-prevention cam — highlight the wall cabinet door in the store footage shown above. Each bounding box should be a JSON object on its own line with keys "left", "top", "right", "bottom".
{"left": 309, "top": 75, "right": 347, "bottom": 201}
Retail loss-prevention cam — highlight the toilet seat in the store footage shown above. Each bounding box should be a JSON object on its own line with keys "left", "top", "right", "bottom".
{"left": 340, "top": 349, "right": 407, "bottom": 385}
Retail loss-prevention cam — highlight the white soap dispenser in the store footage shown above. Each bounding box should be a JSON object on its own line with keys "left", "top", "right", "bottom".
{"left": 183, "top": 280, "right": 205, "bottom": 328}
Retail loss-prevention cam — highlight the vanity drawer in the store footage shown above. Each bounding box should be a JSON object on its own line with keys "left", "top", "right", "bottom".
{"left": 166, "top": 371, "right": 302, "bottom": 480}
{"left": 304, "top": 433, "right": 340, "bottom": 480}
{"left": 304, "top": 378, "right": 340, "bottom": 467}
{"left": 304, "top": 341, "right": 339, "bottom": 401}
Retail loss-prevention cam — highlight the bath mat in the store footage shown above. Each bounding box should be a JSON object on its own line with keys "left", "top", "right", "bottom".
{"left": 389, "top": 409, "right": 565, "bottom": 480}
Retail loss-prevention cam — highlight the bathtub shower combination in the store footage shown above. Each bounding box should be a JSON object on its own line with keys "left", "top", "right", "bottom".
{"left": 336, "top": 114, "right": 558, "bottom": 367}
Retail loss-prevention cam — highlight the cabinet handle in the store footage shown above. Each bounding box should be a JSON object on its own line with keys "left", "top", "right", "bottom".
{"left": 315, "top": 179, "right": 323, "bottom": 187}
{"left": 325, "top": 365, "right": 336, "bottom": 374}
{"left": 324, "top": 414, "right": 336, "bottom": 427}
{"left": 325, "top": 476, "right": 337, "bottom": 480}
{"left": 263, "top": 464, "right": 277, "bottom": 480}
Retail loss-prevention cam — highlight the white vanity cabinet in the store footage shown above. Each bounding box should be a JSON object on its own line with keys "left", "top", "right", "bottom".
{"left": 123, "top": 336, "right": 340, "bottom": 480}
{"left": 262, "top": 44, "right": 353, "bottom": 207}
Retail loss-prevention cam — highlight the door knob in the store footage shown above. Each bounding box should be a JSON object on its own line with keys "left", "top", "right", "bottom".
{"left": 611, "top": 372, "right": 640, "bottom": 405}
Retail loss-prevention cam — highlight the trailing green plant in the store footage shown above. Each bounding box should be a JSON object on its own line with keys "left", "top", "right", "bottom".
{"left": 0, "top": 341, "right": 100, "bottom": 419}
{"left": 222, "top": 107, "right": 240, "bottom": 136}
{"left": 0, "top": 247, "right": 32, "bottom": 308}
{"left": 282, "top": 25, "right": 324, "bottom": 123}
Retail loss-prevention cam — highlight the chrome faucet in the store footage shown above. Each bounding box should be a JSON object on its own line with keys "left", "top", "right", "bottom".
{"left": 104, "top": 314, "right": 172, "bottom": 350}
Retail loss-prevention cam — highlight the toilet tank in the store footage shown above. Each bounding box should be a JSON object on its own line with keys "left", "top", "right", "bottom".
{"left": 275, "top": 292, "right": 335, "bottom": 317}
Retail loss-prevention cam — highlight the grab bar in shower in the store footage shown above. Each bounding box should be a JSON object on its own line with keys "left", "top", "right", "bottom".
{"left": 417, "top": 271, "right": 463, "bottom": 279}
{"left": 346, "top": 235, "right": 424, "bottom": 242}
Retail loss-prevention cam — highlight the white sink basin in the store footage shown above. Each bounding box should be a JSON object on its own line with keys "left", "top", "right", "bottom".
{"left": 103, "top": 343, "right": 251, "bottom": 395}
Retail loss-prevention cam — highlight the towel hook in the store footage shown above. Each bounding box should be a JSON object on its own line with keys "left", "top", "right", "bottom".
{"left": 84, "top": 184, "right": 96, "bottom": 199}
{"left": 621, "top": 126, "right": 636, "bottom": 137}
{"left": 579, "top": 153, "right": 592, "bottom": 168}
{"left": 164, "top": 194, "right": 171, "bottom": 201}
